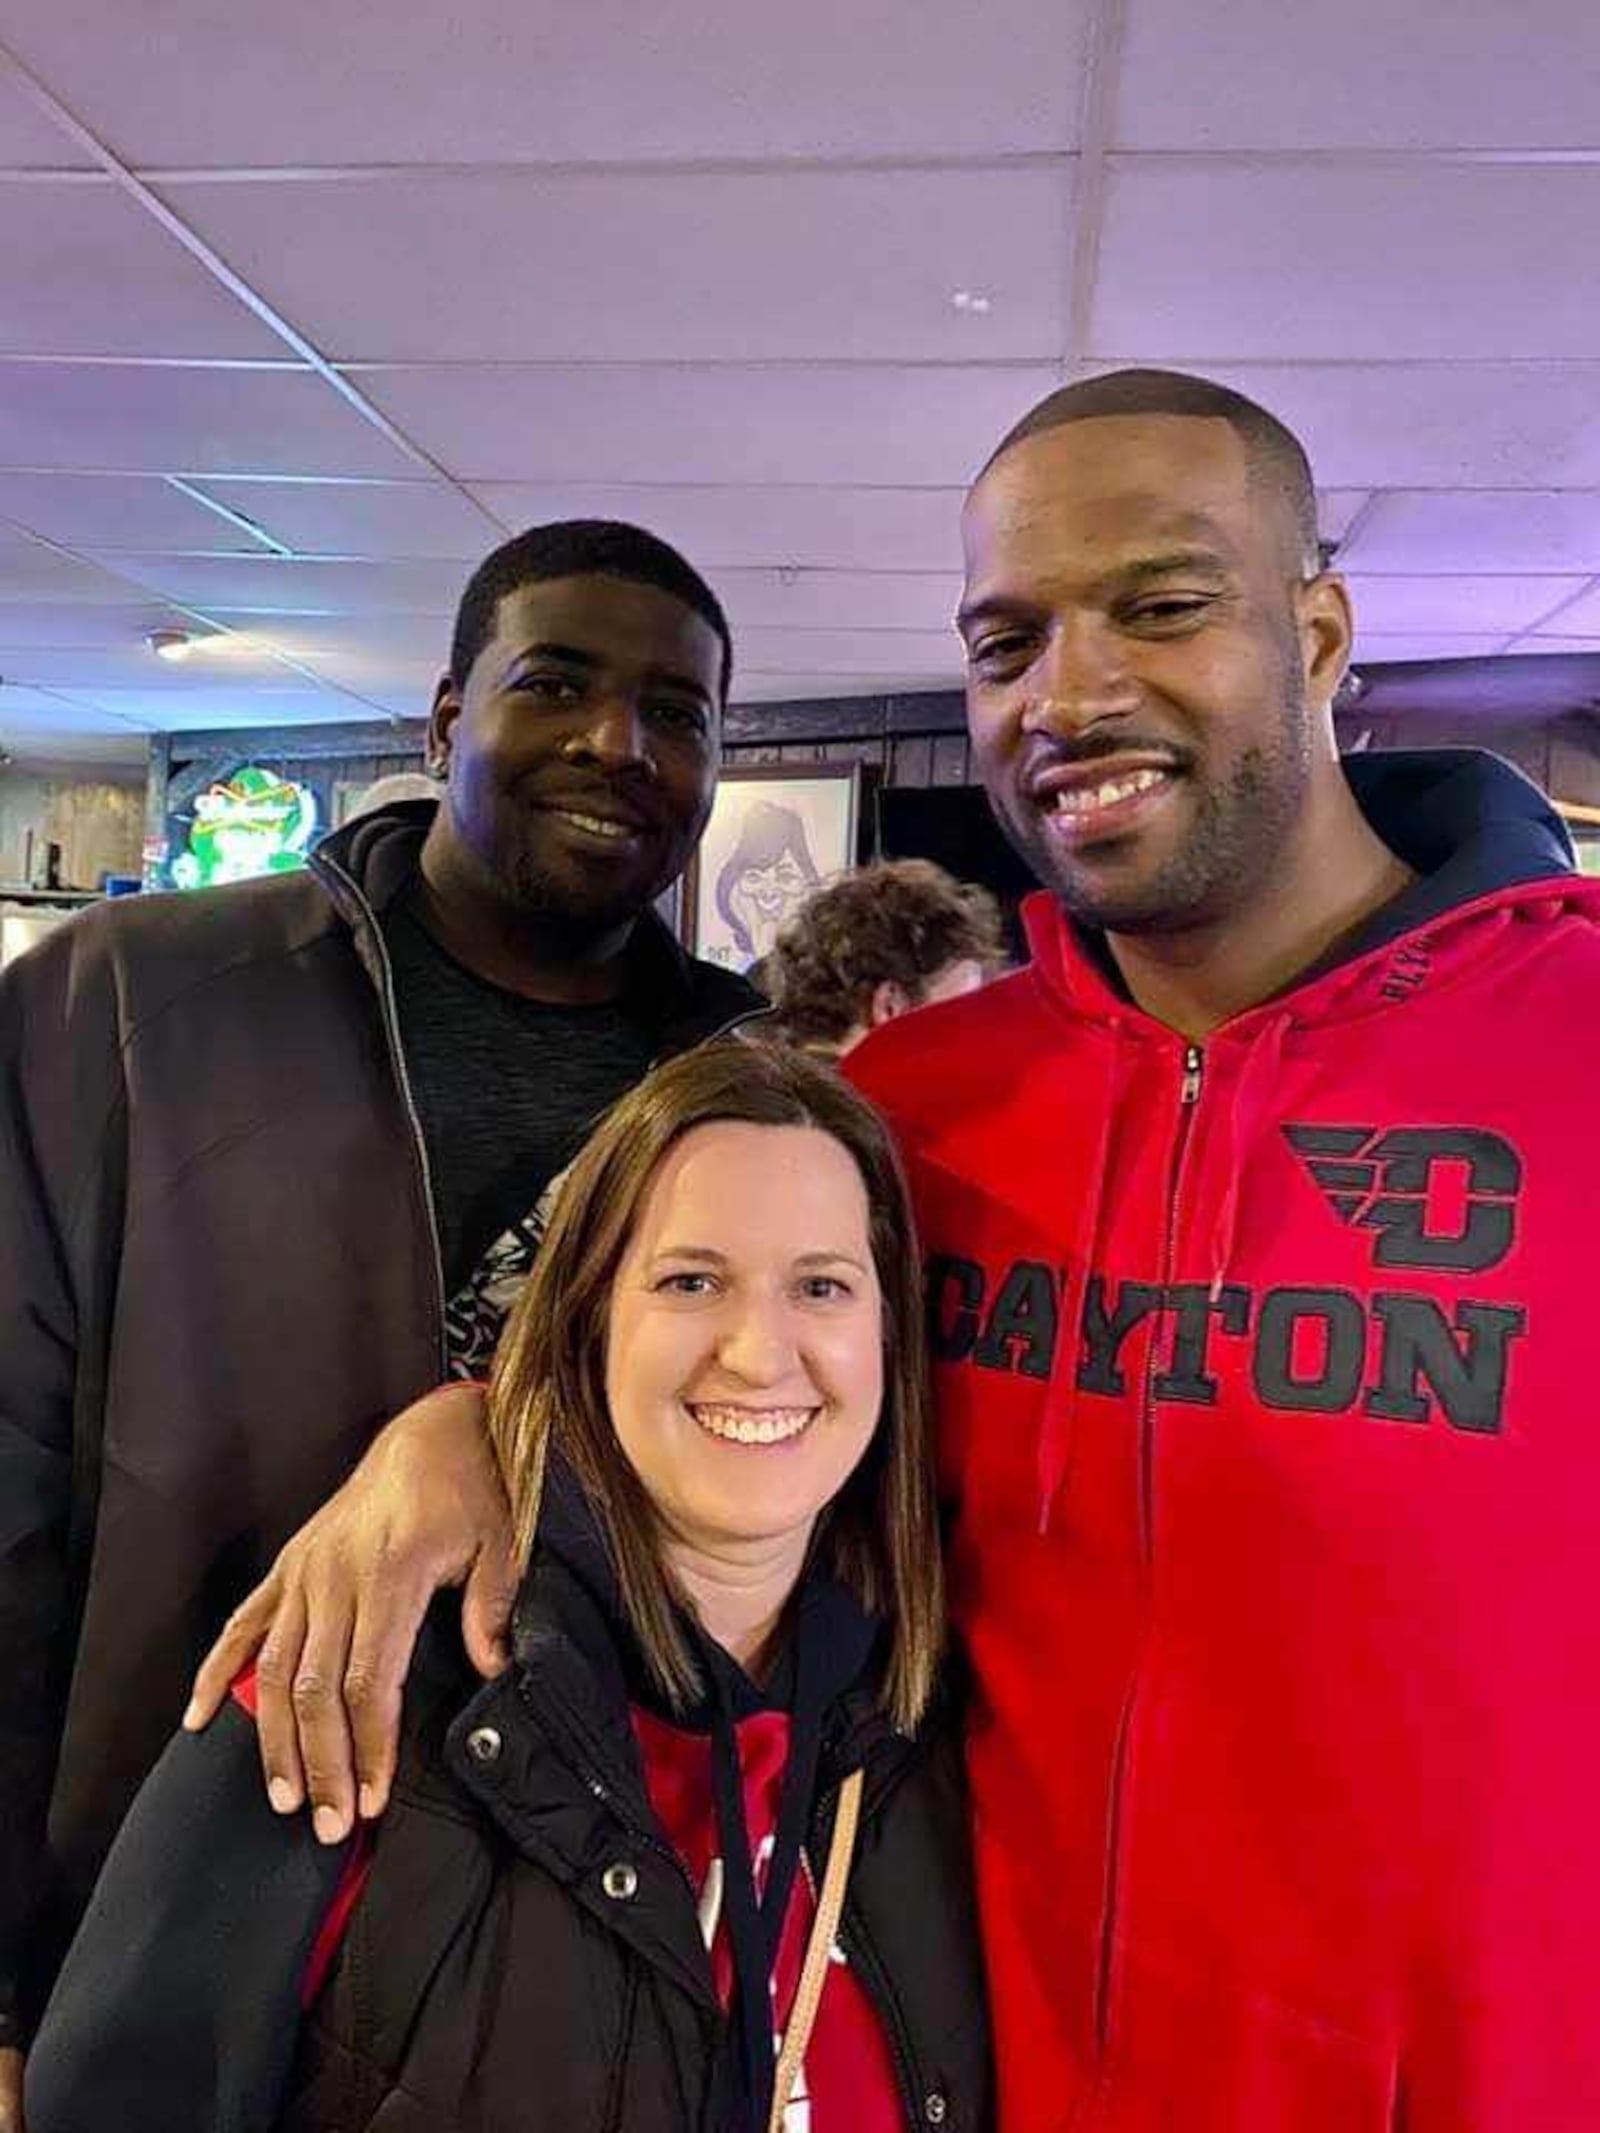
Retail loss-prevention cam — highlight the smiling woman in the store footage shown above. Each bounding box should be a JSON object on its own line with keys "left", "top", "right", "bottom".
{"left": 26, "top": 1042, "right": 990, "bottom": 2133}
{"left": 492, "top": 1042, "right": 934, "bottom": 1724}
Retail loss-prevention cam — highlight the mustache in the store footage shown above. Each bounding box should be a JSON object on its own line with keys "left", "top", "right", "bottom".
{"left": 1020, "top": 735, "right": 1193, "bottom": 774}
{"left": 517, "top": 775, "right": 662, "bottom": 827}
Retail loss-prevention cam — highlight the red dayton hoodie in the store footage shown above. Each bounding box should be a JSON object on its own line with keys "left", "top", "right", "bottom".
{"left": 849, "top": 753, "right": 1600, "bottom": 2132}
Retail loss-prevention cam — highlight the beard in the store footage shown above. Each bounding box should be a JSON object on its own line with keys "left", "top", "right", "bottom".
{"left": 447, "top": 789, "right": 674, "bottom": 947}
{"left": 996, "top": 689, "right": 1316, "bottom": 939}
{"left": 494, "top": 837, "right": 674, "bottom": 944}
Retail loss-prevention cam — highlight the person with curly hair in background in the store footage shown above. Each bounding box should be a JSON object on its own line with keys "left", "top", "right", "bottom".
{"left": 761, "top": 859, "right": 1006, "bottom": 1060}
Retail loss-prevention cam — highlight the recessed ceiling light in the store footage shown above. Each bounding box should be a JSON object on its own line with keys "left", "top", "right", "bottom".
{"left": 951, "top": 289, "right": 993, "bottom": 315}
{"left": 147, "top": 629, "right": 193, "bottom": 663}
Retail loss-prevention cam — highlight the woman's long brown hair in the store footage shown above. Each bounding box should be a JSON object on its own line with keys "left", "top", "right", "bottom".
{"left": 487, "top": 1039, "right": 943, "bottom": 1732}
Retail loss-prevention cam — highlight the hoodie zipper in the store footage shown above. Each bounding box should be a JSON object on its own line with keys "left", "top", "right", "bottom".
{"left": 314, "top": 849, "right": 450, "bottom": 1379}
{"left": 1093, "top": 1040, "right": 1205, "bottom": 2059}
{"left": 1149, "top": 1043, "right": 1205, "bottom": 1537}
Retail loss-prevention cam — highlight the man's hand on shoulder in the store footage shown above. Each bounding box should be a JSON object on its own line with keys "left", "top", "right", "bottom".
{"left": 184, "top": 1381, "right": 515, "bottom": 1845}
{"left": 0, "top": 2044, "right": 25, "bottom": 2133}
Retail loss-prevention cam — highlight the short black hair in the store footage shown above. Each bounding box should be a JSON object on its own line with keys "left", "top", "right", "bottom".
{"left": 449, "top": 519, "right": 734, "bottom": 699}
{"left": 978, "top": 367, "right": 1320, "bottom": 575}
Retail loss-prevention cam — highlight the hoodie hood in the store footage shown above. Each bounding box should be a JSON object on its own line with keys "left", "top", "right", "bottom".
{"left": 1316, "top": 746, "right": 1573, "bottom": 963}
{"left": 1023, "top": 746, "right": 1583, "bottom": 1030}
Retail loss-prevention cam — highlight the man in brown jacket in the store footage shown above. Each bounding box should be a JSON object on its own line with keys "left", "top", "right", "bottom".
{"left": 0, "top": 519, "right": 757, "bottom": 2123}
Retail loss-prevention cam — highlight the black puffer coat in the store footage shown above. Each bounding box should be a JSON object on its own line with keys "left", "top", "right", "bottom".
{"left": 27, "top": 1483, "right": 992, "bottom": 2133}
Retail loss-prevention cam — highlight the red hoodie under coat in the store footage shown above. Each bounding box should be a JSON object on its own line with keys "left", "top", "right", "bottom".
{"left": 848, "top": 756, "right": 1600, "bottom": 2132}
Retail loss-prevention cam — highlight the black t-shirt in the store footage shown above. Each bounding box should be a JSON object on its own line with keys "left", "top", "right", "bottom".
{"left": 382, "top": 893, "right": 660, "bottom": 1370}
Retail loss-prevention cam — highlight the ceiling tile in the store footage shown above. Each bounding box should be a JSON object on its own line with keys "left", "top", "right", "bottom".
{"left": 716, "top": 569, "right": 959, "bottom": 632}
{"left": 0, "top": 364, "right": 422, "bottom": 477}
{"left": 0, "top": 683, "right": 134, "bottom": 727}
{"left": 172, "top": 167, "right": 1070, "bottom": 364}
{"left": 1341, "top": 491, "right": 1600, "bottom": 574}
{"left": 2, "top": 639, "right": 310, "bottom": 689}
{"left": 1317, "top": 490, "right": 1371, "bottom": 545}
{"left": 732, "top": 673, "right": 946, "bottom": 703}
{"left": 469, "top": 484, "right": 966, "bottom": 573}
{"left": 78, "top": 552, "right": 466, "bottom": 614}
{"left": 0, "top": 470, "right": 265, "bottom": 550}
{"left": 0, "top": 70, "right": 96, "bottom": 166}
{"left": 203, "top": 609, "right": 451, "bottom": 663}
{"left": 3, "top": 728, "right": 152, "bottom": 771}
{"left": 1523, "top": 583, "right": 1600, "bottom": 635}
{"left": 192, "top": 477, "right": 502, "bottom": 558}
{"left": 70, "top": 685, "right": 373, "bottom": 730}
{"left": 361, "top": 363, "right": 1065, "bottom": 486}
{"left": 1095, "top": 164, "right": 1600, "bottom": 362}
{"left": 0, "top": 687, "right": 154, "bottom": 754}
{"left": 1520, "top": 635, "right": 1600, "bottom": 651}
{"left": 1345, "top": 575, "right": 1587, "bottom": 634}
{"left": 1351, "top": 632, "right": 1515, "bottom": 663}
{"left": 1118, "top": 0, "right": 1600, "bottom": 150}
{"left": 737, "top": 626, "right": 962, "bottom": 678}
{"left": 0, "top": 185, "right": 281, "bottom": 356}
{"left": 284, "top": 655, "right": 441, "bottom": 717}
{"left": 3, "top": 0, "right": 1085, "bottom": 163}
{"left": 1192, "top": 364, "right": 1600, "bottom": 489}
{"left": 0, "top": 598, "right": 196, "bottom": 648}
{"left": 0, "top": 529, "right": 143, "bottom": 603}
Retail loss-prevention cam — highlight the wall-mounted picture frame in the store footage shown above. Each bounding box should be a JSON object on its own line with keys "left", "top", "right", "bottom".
{"left": 683, "top": 763, "right": 861, "bottom": 974}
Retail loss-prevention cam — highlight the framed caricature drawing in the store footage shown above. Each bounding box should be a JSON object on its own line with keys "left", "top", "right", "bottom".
{"left": 684, "top": 763, "right": 861, "bottom": 974}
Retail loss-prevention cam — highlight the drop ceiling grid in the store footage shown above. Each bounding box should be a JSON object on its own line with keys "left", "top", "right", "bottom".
{"left": 0, "top": 0, "right": 1594, "bottom": 741}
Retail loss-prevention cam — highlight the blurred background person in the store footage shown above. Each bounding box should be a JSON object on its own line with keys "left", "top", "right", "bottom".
{"left": 762, "top": 859, "right": 1006, "bottom": 1059}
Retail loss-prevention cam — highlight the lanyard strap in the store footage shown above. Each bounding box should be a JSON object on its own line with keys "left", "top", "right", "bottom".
{"left": 766, "top": 1767, "right": 865, "bottom": 2133}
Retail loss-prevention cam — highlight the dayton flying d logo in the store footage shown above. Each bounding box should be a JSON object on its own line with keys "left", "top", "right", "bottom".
{"left": 1282, "top": 1125, "right": 1521, "bottom": 1274}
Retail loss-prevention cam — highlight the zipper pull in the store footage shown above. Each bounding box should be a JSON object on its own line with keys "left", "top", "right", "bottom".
{"left": 1180, "top": 1044, "right": 1204, "bottom": 1105}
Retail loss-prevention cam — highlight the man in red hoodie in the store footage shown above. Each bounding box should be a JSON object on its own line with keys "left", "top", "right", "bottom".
{"left": 844, "top": 368, "right": 1600, "bottom": 2129}
{"left": 182, "top": 370, "right": 1600, "bottom": 2132}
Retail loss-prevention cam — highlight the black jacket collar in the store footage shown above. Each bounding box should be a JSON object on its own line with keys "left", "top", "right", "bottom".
{"left": 310, "top": 799, "right": 762, "bottom": 1049}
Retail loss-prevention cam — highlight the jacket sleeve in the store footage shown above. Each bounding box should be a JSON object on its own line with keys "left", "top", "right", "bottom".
{"left": 23, "top": 1698, "right": 357, "bottom": 2133}
{"left": 0, "top": 924, "right": 124, "bottom": 2049}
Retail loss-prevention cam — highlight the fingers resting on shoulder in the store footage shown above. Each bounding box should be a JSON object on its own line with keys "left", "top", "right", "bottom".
{"left": 182, "top": 1380, "right": 513, "bottom": 1842}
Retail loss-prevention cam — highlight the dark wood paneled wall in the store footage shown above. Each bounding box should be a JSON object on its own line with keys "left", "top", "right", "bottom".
{"left": 147, "top": 685, "right": 1600, "bottom": 858}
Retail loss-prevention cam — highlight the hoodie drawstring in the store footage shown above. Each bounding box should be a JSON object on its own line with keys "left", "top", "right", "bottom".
{"left": 1206, "top": 1012, "right": 1292, "bottom": 1299}
{"left": 706, "top": 1613, "right": 830, "bottom": 2133}
{"left": 1037, "top": 1023, "right": 1125, "bottom": 1534}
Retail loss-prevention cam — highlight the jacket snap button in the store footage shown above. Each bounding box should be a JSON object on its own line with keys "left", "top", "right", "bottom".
{"left": 465, "top": 1725, "right": 502, "bottom": 1764}
{"left": 602, "top": 1861, "right": 639, "bottom": 1901}
{"left": 923, "top": 2095, "right": 947, "bottom": 2126}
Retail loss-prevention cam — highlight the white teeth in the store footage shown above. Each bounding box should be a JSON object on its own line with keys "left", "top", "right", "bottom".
{"left": 560, "top": 810, "right": 635, "bottom": 840}
{"left": 1053, "top": 767, "right": 1167, "bottom": 815}
{"left": 690, "top": 1404, "right": 816, "bottom": 1446}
